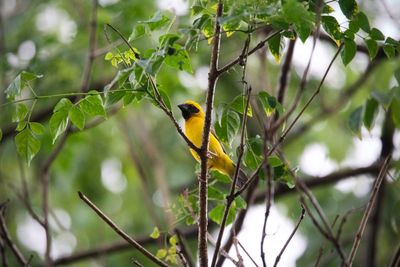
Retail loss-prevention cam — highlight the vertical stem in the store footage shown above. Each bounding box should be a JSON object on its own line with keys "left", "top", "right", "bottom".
{"left": 198, "top": 1, "right": 223, "bottom": 266}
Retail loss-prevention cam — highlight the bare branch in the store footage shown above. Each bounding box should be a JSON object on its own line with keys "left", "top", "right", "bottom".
{"left": 78, "top": 191, "right": 170, "bottom": 267}
{"left": 0, "top": 203, "right": 29, "bottom": 266}
{"left": 346, "top": 156, "right": 391, "bottom": 267}
{"left": 211, "top": 33, "right": 252, "bottom": 267}
{"left": 389, "top": 244, "right": 400, "bottom": 267}
{"left": 198, "top": 1, "right": 224, "bottom": 266}
{"left": 273, "top": 207, "right": 305, "bottom": 267}
{"left": 174, "top": 229, "right": 195, "bottom": 267}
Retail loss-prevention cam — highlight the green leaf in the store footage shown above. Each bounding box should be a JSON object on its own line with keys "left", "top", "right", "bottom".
{"left": 392, "top": 99, "right": 400, "bottom": 128}
{"left": 15, "top": 128, "right": 41, "bottom": 165}
{"left": 339, "top": 0, "right": 359, "bottom": 19}
{"left": 209, "top": 204, "right": 235, "bottom": 225}
{"left": 139, "top": 12, "right": 170, "bottom": 31}
{"left": 363, "top": 98, "right": 379, "bottom": 130}
{"left": 156, "top": 249, "right": 167, "bottom": 259}
{"left": 5, "top": 71, "right": 43, "bottom": 99}
{"left": 383, "top": 44, "right": 395, "bottom": 59}
{"left": 235, "top": 196, "right": 247, "bottom": 209}
{"left": 191, "top": 5, "right": 204, "bottom": 16}
{"left": 159, "top": 33, "right": 181, "bottom": 47}
{"left": 104, "top": 69, "right": 131, "bottom": 94}
{"left": 104, "top": 52, "right": 113, "bottom": 60}
{"left": 164, "top": 44, "right": 193, "bottom": 73}
{"left": 29, "top": 122, "right": 45, "bottom": 135}
{"left": 54, "top": 98, "right": 73, "bottom": 112}
{"left": 371, "top": 90, "right": 393, "bottom": 108}
{"left": 80, "top": 94, "right": 106, "bottom": 117}
{"left": 214, "top": 109, "right": 240, "bottom": 145}
{"left": 50, "top": 108, "right": 69, "bottom": 144}
{"left": 348, "top": 106, "right": 364, "bottom": 138}
{"left": 212, "top": 171, "right": 231, "bottom": 184}
{"left": 150, "top": 226, "right": 160, "bottom": 239}
{"left": 69, "top": 105, "right": 85, "bottom": 130}
{"left": 230, "top": 95, "right": 252, "bottom": 117}
{"left": 322, "top": 16, "right": 342, "bottom": 41}
{"left": 129, "top": 24, "right": 146, "bottom": 41}
{"left": 395, "top": 68, "right": 400, "bottom": 85}
{"left": 258, "top": 92, "right": 283, "bottom": 116}
{"left": 123, "top": 92, "right": 135, "bottom": 106}
{"left": 159, "top": 90, "right": 171, "bottom": 110}
{"left": 16, "top": 121, "right": 27, "bottom": 131}
{"left": 268, "top": 33, "right": 283, "bottom": 63}
{"left": 208, "top": 186, "right": 225, "bottom": 200}
{"left": 341, "top": 38, "right": 357, "bottom": 66}
{"left": 268, "top": 155, "right": 283, "bottom": 167}
{"left": 223, "top": 21, "right": 240, "bottom": 37}
{"left": 356, "top": 12, "right": 370, "bottom": 32}
{"left": 283, "top": 0, "right": 314, "bottom": 42}
{"left": 12, "top": 104, "right": 28, "bottom": 122}
{"left": 0, "top": 128, "right": 2, "bottom": 142}
{"left": 364, "top": 39, "right": 378, "bottom": 59}
{"left": 169, "top": 235, "right": 178, "bottom": 246}
{"left": 105, "top": 90, "right": 126, "bottom": 106}
{"left": 369, "top": 28, "right": 385, "bottom": 41}
{"left": 348, "top": 20, "right": 359, "bottom": 33}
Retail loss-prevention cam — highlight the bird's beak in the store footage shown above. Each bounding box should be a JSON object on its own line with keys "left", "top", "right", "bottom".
{"left": 177, "top": 104, "right": 188, "bottom": 112}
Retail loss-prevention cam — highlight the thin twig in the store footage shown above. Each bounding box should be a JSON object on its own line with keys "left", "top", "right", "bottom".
{"left": 314, "top": 215, "right": 340, "bottom": 267}
{"left": 260, "top": 147, "right": 273, "bottom": 267}
{"left": 271, "top": 0, "right": 323, "bottom": 131}
{"left": 273, "top": 207, "right": 306, "bottom": 267}
{"left": 217, "top": 30, "right": 282, "bottom": 75}
{"left": 346, "top": 156, "right": 391, "bottom": 267}
{"left": 210, "top": 31, "right": 252, "bottom": 267}
{"left": 277, "top": 38, "right": 296, "bottom": 105}
{"left": 174, "top": 229, "right": 195, "bottom": 267}
{"left": 78, "top": 192, "right": 170, "bottom": 267}
{"left": 234, "top": 44, "right": 343, "bottom": 197}
{"left": 237, "top": 240, "right": 260, "bottom": 267}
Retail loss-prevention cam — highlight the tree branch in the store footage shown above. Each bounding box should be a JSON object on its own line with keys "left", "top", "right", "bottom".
{"left": 273, "top": 207, "right": 305, "bottom": 267}
{"left": 0, "top": 203, "right": 29, "bottom": 266}
{"left": 198, "top": 1, "right": 224, "bottom": 266}
{"left": 346, "top": 156, "right": 391, "bottom": 267}
{"left": 78, "top": 192, "right": 170, "bottom": 267}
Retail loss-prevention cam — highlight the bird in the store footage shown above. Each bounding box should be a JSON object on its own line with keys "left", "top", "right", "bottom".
{"left": 178, "top": 100, "right": 248, "bottom": 188}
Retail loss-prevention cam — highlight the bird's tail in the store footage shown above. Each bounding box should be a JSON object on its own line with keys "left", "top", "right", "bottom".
{"left": 231, "top": 165, "right": 248, "bottom": 189}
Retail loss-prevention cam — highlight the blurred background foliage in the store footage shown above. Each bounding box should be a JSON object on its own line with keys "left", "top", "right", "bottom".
{"left": 0, "top": 0, "right": 399, "bottom": 266}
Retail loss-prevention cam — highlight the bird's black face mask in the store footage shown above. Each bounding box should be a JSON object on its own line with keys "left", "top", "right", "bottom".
{"left": 178, "top": 104, "right": 200, "bottom": 120}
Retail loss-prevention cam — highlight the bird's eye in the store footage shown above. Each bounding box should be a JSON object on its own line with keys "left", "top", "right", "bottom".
{"left": 189, "top": 104, "right": 199, "bottom": 113}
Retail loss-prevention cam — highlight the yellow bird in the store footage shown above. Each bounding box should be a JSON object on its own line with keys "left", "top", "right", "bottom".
{"left": 178, "top": 100, "right": 247, "bottom": 188}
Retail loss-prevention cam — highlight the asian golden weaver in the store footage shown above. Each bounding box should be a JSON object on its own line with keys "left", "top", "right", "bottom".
{"left": 178, "top": 100, "right": 248, "bottom": 188}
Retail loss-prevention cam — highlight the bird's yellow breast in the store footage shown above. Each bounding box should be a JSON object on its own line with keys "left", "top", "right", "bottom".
{"left": 184, "top": 116, "right": 234, "bottom": 176}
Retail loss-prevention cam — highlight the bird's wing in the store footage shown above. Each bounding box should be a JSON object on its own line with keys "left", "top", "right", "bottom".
{"left": 210, "top": 128, "right": 227, "bottom": 154}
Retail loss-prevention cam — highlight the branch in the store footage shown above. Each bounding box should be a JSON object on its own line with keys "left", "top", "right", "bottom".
{"left": 273, "top": 207, "right": 305, "bottom": 267}
{"left": 390, "top": 244, "right": 400, "bottom": 267}
{"left": 346, "top": 156, "right": 391, "bottom": 267}
{"left": 210, "top": 32, "right": 252, "bottom": 267}
{"left": 277, "top": 38, "right": 296, "bottom": 105}
{"left": 174, "top": 229, "right": 195, "bottom": 267}
{"left": 260, "top": 147, "right": 273, "bottom": 267}
{"left": 0, "top": 203, "right": 29, "bottom": 266}
{"left": 216, "top": 175, "right": 260, "bottom": 267}
{"left": 234, "top": 44, "right": 343, "bottom": 197}
{"left": 366, "top": 109, "right": 395, "bottom": 267}
{"left": 217, "top": 30, "right": 281, "bottom": 75}
{"left": 78, "top": 192, "right": 169, "bottom": 267}
{"left": 198, "top": 1, "right": 224, "bottom": 266}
